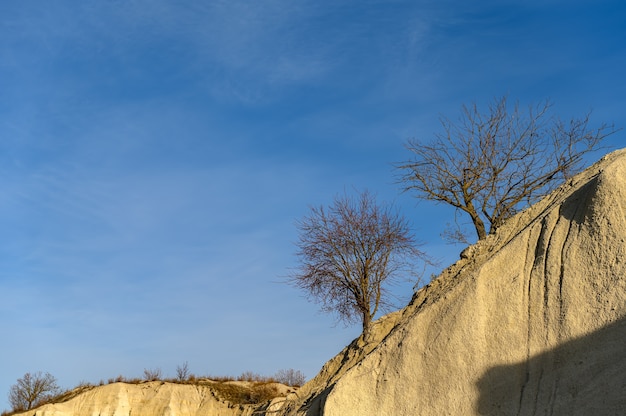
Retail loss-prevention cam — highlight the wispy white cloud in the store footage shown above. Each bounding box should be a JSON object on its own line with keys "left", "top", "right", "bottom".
{"left": 1, "top": 0, "right": 445, "bottom": 110}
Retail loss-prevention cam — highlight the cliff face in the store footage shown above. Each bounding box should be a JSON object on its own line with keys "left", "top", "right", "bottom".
{"left": 13, "top": 381, "right": 288, "bottom": 416}
{"left": 282, "top": 149, "right": 626, "bottom": 415}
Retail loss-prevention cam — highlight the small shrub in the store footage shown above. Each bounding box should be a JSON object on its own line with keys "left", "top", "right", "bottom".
{"left": 237, "top": 371, "right": 261, "bottom": 382}
{"left": 143, "top": 368, "right": 162, "bottom": 381}
{"left": 237, "top": 371, "right": 278, "bottom": 383}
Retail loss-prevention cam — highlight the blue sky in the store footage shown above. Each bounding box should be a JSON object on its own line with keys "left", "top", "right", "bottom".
{"left": 1, "top": 0, "right": 625, "bottom": 407}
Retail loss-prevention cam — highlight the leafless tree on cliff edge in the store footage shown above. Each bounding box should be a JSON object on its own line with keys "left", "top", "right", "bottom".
{"left": 398, "top": 96, "right": 617, "bottom": 243}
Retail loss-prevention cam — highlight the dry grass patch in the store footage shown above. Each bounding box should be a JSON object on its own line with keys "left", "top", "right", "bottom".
{"left": 208, "top": 380, "right": 282, "bottom": 405}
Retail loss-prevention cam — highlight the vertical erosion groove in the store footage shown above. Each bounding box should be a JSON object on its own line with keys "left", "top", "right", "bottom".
{"left": 518, "top": 222, "right": 543, "bottom": 416}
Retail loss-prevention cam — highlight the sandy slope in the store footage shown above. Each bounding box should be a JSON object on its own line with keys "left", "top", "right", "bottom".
{"left": 12, "top": 380, "right": 290, "bottom": 416}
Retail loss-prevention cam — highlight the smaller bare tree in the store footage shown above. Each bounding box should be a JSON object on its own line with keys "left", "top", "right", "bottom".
{"left": 8, "top": 372, "right": 61, "bottom": 411}
{"left": 175, "top": 362, "right": 190, "bottom": 382}
{"left": 290, "top": 190, "right": 426, "bottom": 338}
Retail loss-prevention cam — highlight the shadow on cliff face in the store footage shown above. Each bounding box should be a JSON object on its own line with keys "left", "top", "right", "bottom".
{"left": 476, "top": 317, "right": 626, "bottom": 415}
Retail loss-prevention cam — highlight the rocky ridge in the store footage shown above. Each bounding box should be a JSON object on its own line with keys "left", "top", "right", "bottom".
{"left": 278, "top": 148, "right": 626, "bottom": 415}
{"left": 11, "top": 380, "right": 291, "bottom": 416}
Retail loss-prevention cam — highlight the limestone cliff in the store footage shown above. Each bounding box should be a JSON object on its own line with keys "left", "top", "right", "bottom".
{"left": 281, "top": 148, "right": 626, "bottom": 415}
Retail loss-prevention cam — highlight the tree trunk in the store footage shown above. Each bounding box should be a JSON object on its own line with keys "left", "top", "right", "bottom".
{"left": 464, "top": 203, "right": 488, "bottom": 240}
{"left": 362, "top": 311, "right": 372, "bottom": 340}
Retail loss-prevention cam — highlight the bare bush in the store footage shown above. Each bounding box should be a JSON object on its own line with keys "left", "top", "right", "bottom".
{"left": 274, "top": 369, "right": 306, "bottom": 387}
{"left": 143, "top": 368, "right": 162, "bottom": 381}
{"left": 238, "top": 371, "right": 270, "bottom": 382}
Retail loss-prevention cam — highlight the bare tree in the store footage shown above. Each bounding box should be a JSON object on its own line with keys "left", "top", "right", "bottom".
{"left": 274, "top": 369, "right": 306, "bottom": 387}
{"left": 8, "top": 372, "right": 61, "bottom": 411}
{"left": 399, "top": 96, "right": 617, "bottom": 242}
{"left": 289, "top": 190, "right": 426, "bottom": 338}
{"left": 175, "top": 362, "right": 190, "bottom": 382}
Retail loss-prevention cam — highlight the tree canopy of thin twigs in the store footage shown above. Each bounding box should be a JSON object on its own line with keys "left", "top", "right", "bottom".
{"left": 8, "top": 372, "right": 61, "bottom": 411}
{"left": 274, "top": 369, "right": 306, "bottom": 387}
{"left": 289, "top": 190, "right": 426, "bottom": 337}
{"left": 398, "top": 96, "right": 617, "bottom": 243}
{"left": 175, "top": 362, "right": 191, "bottom": 382}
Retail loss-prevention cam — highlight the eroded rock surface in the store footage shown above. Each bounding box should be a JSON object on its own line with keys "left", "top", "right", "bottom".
{"left": 281, "top": 149, "right": 626, "bottom": 415}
